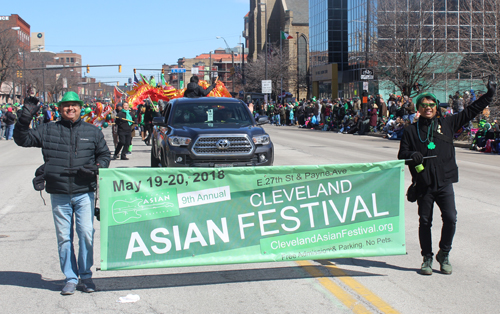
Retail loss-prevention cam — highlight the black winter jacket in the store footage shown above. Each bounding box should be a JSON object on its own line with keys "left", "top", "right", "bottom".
{"left": 398, "top": 93, "right": 492, "bottom": 191}
{"left": 4, "top": 111, "right": 16, "bottom": 125}
{"left": 115, "top": 110, "right": 136, "bottom": 134}
{"left": 183, "top": 82, "right": 214, "bottom": 98}
{"left": 14, "top": 118, "right": 111, "bottom": 194}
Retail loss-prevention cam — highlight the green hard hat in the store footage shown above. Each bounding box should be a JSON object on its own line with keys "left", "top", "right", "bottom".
{"left": 57, "top": 91, "right": 84, "bottom": 107}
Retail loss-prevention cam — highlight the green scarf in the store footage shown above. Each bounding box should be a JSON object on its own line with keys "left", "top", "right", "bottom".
{"left": 122, "top": 109, "right": 132, "bottom": 126}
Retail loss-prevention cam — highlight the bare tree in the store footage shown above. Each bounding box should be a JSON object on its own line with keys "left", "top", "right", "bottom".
{"left": 373, "top": 0, "right": 457, "bottom": 97}
{"left": 0, "top": 28, "right": 20, "bottom": 99}
{"left": 244, "top": 43, "right": 292, "bottom": 101}
{"left": 43, "top": 67, "right": 80, "bottom": 103}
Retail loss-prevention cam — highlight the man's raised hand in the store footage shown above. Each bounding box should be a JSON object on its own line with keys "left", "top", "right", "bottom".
{"left": 18, "top": 96, "right": 41, "bottom": 125}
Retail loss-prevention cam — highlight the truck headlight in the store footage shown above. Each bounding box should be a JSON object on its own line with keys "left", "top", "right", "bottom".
{"left": 253, "top": 134, "right": 270, "bottom": 145}
{"left": 168, "top": 136, "right": 191, "bottom": 146}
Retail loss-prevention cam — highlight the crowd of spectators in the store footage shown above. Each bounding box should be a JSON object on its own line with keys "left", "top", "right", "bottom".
{"left": 248, "top": 90, "right": 496, "bottom": 145}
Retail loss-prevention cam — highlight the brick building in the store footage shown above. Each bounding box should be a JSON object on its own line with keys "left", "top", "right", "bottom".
{"left": 162, "top": 47, "right": 247, "bottom": 95}
{"left": 246, "top": 0, "right": 310, "bottom": 100}
{"left": 0, "top": 14, "right": 31, "bottom": 103}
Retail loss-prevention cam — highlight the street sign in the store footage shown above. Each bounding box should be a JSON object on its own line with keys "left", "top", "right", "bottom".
{"left": 171, "top": 68, "right": 186, "bottom": 73}
{"left": 361, "top": 68, "right": 374, "bottom": 80}
{"left": 363, "top": 81, "right": 369, "bottom": 91}
{"left": 262, "top": 80, "right": 272, "bottom": 94}
{"left": 191, "top": 67, "right": 199, "bottom": 75}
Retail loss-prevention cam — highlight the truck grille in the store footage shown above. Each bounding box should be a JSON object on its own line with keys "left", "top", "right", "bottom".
{"left": 192, "top": 135, "right": 254, "bottom": 156}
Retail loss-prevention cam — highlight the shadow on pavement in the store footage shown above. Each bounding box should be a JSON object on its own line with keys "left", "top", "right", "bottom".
{"left": 0, "top": 264, "right": 386, "bottom": 292}
{"left": 1, "top": 259, "right": 410, "bottom": 292}
{"left": 0, "top": 271, "right": 62, "bottom": 291}
{"left": 324, "top": 258, "right": 419, "bottom": 274}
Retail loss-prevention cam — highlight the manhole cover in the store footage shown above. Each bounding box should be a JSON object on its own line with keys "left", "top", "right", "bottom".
{"left": 0, "top": 235, "right": 9, "bottom": 238}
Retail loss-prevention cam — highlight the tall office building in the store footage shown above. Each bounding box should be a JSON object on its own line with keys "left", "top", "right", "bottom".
{"left": 309, "top": 0, "right": 348, "bottom": 98}
{"left": 310, "top": 0, "right": 496, "bottom": 101}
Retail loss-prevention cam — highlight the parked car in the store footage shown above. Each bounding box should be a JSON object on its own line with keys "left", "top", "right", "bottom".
{"left": 151, "top": 97, "right": 273, "bottom": 167}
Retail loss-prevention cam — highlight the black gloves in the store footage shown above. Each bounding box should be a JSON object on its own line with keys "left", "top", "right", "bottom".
{"left": 77, "top": 165, "right": 99, "bottom": 180}
{"left": 18, "top": 96, "right": 41, "bottom": 125}
{"left": 486, "top": 74, "right": 497, "bottom": 98}
{"left": 411, "top": 151, "right": 424, "bottom": 165}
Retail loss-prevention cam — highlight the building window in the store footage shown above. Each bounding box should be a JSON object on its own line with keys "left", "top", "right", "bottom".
{"left": 71, "top": 58, "right": 75, "bottom": 63}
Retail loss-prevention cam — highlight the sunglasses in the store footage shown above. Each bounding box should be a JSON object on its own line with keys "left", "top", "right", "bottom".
{"left": 419, "top": 103, "right": 437, "bottom": 108}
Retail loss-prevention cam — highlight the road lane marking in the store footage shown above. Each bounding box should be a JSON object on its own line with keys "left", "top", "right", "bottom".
{"left": 296, "top": 260, "right": 371, "bottom": 313}
{"left": 320, "top": 260, "right": 400, "bottom": 314}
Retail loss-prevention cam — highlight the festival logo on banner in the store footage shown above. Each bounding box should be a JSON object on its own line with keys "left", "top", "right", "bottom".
{"left": 108, "top": 187, "right": 179, "bottom": 226}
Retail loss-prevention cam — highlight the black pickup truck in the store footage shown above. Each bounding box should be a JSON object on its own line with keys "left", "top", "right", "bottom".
{"left": 150, "top": 97, "right": 273, "bottom": 167}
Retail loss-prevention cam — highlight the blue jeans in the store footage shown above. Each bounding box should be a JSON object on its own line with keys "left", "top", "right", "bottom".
{"left": 409, "top": 113, "right": 416, "bottom": 124}
{"left": 5, "top": 124, "right": 14, "bottom": 140}
{"left": 51, "top": 192, "right": 95, "bottom": 284}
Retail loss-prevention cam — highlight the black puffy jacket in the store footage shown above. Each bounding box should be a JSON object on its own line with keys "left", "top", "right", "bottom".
{"left": 183, "top": 82, "right": 214, "bottom": 98}
{"left": 398, "top": 93, "right": 492, "bottom": 191}
{"left": 14, "top": 118, "right": 111, "bottom": 194}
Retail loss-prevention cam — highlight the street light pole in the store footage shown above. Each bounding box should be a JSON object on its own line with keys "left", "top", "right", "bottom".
{"left": 240, "top": 42, "right": 245, "bottom": 86}
{"left": 217, "top": 36, "right": 235, "bottom": 93}
{"left": 216, "top": 36, "right": 230, "bottom": 52}
{"left": 18, "top": 49, "right": 26, "bottom": 99}
{"left": 23, "top": 51, "right": 26, "bottom": 98}
{"left": 258, "top": 2, "right": 268, "bottom": 80}
{"left": 38, "top": 46, "right": 45, "bottom": 102}
{"left": 0, "top": 26, "right": 20, "bottom": 35}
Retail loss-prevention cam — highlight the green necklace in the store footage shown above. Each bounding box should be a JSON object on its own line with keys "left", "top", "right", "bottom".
{"left": 417, "top": 119, "right": 435, "bottom": 150}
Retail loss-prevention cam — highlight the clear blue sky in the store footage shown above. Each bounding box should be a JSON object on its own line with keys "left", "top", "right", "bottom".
{"left": 3, "top": 0, "right": 249, "bottom": 84}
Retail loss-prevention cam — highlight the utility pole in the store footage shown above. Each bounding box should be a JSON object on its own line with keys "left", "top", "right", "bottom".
{"left": 366, "top": 0, "right": 370, "bottom": 68}
{"left": 296, "top": 32, "right": 299, "bottom": 100}
{"left": 240, "top": 42, "right": 245, "bottom": 85}
{"left": 231, "top": 51, "right": 235, "bottom": 94}
{"left": 209, "top": 51, "right": 212, "bottom": 84}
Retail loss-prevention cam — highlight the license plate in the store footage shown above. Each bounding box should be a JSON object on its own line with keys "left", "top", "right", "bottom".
{"left": 215, "top": 164, "right": 233, "bottom": 168}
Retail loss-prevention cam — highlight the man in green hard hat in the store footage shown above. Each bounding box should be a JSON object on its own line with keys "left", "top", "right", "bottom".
{"left": 398, "top": 76, "right": 497, "bottom": 276}
{"left": 14, "top": 91, "right": 110, "bottom": 295}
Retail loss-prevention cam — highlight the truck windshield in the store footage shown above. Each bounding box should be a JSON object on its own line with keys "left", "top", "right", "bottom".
{"left": 170, "top": 103, "right": 253, "bottom": 126}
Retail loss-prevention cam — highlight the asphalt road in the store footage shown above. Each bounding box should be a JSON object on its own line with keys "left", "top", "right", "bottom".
{"left": 0, "top": 124, "right": 499, "bottom": 314}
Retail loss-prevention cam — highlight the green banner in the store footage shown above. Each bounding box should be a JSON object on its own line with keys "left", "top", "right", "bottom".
{"left": 98, "top": 161, "right": 406, "bottom": 270}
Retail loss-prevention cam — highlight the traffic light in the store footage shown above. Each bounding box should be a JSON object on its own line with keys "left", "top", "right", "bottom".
{"left": 230, "top": 67, "right": 235, "bottom": 76}
{"left": 98, "top": 82, "right": 101, "bottom": 87}
{"left": 86, "top": 65, "right": 90, "bottom": 73}
{"left": 118, "top": 65, "right": 122, "bottom": 73}
{"left": 117, "top": 82, "right": 119, "bottom": 86}
{"left": 16, "top": 70, "right": 22, "bottom": 78}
